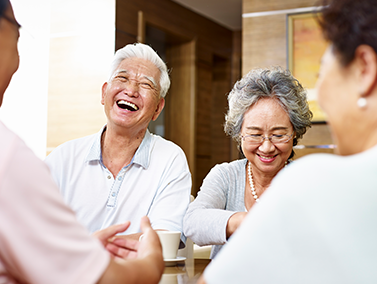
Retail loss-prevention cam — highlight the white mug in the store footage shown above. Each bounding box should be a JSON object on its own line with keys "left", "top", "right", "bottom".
{"left": 156, "top": 231, "right": 181, "bottom": 260}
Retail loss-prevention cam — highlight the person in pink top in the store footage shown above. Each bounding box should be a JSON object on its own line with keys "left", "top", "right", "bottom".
{"left": 0, "top": 1, "right": 164, "bottom": 283}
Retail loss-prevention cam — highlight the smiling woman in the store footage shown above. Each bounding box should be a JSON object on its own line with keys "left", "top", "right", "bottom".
{"left": 199, "top": 0, "right": 377, "bottom": 283}
{"left": 183, "top": 67, "right": 312, "bottom": 259}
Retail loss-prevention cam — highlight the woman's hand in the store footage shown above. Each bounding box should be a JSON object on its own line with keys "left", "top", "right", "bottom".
{"left": 226, "top": 212, "right": 248, "bottom": 239}
{"left": 93, "top": 217, "right": 163, "bottom": 265}
{"left": 135, "top": 217, "right": 164, "bottom": 266}
{"left": 93, "top": 221, "right": 137, "bottom": 259}
{"left": 96, "top": 217, "right": 164, "bottom": 284}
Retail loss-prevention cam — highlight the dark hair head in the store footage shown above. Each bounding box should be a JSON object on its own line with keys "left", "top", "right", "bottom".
{"left": 318, "top": 0, "right": 377, "bottom": 66}
{"left": 0, "top": 0, "right": 9, "bottom": 19}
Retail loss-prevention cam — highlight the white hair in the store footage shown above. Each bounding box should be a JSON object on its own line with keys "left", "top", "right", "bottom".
{"left": 108, "top": 43, "right": 170, "bottom": 98}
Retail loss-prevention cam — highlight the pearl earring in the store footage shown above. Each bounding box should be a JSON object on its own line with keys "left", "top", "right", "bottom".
{"left": 357, "top": 97, "right": 367, "bottom": 108}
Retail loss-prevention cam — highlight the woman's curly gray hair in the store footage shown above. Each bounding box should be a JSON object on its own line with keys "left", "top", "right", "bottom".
{"left": 224, "top": 67, "right": 312, "bottom": 158}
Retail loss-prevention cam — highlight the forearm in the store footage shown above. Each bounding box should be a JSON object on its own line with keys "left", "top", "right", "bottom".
{"left": 184, "top": 208, "right": 235, "bottom": 246}
{"left": 226, "top": 212, "right": 247, "bottom": 239}
{"left": 97, "top": 257, "right": 163, "bottom": 284}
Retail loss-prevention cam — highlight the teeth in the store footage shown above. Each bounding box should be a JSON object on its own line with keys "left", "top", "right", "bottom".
{"left": 260, "top": 155, "right": 273, "bottom": 160}
{"left": 117, "top": 100, "right": 138, "bottom": 111}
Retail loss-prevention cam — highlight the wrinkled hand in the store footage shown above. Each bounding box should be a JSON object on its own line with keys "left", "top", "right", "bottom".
{"left": 136, "top": 216, "right": 163, "bottom": 261}
{"left": 106, "top": 234, "right": 141, "bottom": 259}
{"left": 110, "top": 217, "right": 164, "bottom": 273}
{"left": 93, "top": 221, "right": 137, "bottom": 259}
{"left": 93, "top": 217, "right": 163, "bottom": 268}
{"left": 136, "top": 216, "right": 164, "bottom": 274}
{"left": 109, "top": 217, "right": 163, "bottom": 262}
{"left": 95, "top": 217, "right": 164, "bottom": 284}
{"left": 93, "top": 221, "right": 130, "bottom": 246}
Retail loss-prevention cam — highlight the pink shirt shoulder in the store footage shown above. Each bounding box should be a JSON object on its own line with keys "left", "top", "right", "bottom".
{"left": 0, "top": 122, "right": 109, "bottom": 284}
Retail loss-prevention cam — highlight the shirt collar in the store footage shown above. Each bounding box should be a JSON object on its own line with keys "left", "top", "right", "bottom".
{"left": 85, "top": 125, "right": 152, "bottom": 169}
{"left": 133, "top": 129, "right": 152, "bottom": 169}
{"left": 86, "top": 126, "right": 105, "bottom": 163}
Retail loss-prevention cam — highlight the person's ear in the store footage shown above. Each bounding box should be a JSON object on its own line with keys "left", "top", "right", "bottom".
{"left": 152, "top": 98, "right": 165, "bottom": 121}
{"left": 101, "top": 82, "right": 108, "bottom": 105}
{"left": 354, "top": 45, "right": 377, "bottom": 98}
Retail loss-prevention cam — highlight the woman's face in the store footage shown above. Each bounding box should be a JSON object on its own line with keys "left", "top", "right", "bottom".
{"left": 316, "top": 46, "right": 359, "bottom": 155}
{"left": 0, "top": 3, "right": 20, "bottom": 106}
{"left": 240, "top": 98, "right": 294, "bottom": 177}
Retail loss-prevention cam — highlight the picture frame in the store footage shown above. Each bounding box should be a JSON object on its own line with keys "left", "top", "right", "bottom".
{"left": 287, "top": 12, "right": 328, "bottom": 123}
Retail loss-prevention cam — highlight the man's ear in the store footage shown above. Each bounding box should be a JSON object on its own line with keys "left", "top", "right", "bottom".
{"left": 152, "top": 98, "right": 165, "bottom": 121}
{"left": 354, "top": 45, "right": 377, "bottom": 97}
{"left": 101, "top": 82, "right": 108, "bottom": 105}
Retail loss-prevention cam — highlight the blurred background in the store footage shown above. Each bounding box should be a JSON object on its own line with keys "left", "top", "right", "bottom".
{"left": 1, "top": 0, "right": 331, "bottom": 196}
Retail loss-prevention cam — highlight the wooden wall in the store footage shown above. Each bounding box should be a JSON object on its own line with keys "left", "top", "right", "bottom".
{"left": 294, "top": 123, "right": 334, "bottom": 158}
{"left": 242, "top": 0, "right": 334, "bottom": 157}
{"left": 45, "top": 0, "right": 241, "bottom": 195}
{"left": 116, "top": 0, "right": 241, "bottom": 195}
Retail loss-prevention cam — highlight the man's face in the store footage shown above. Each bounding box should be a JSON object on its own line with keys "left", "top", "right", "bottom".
{"left": 101, "top": 57, "right": 165, "bottom": 134}
{"left": 0, "top": 2, "right": 20, "bottom": 106}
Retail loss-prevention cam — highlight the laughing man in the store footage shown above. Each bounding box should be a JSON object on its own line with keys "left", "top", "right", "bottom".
{"left": 45, "top": 43, "right": 191, "bottom": 246}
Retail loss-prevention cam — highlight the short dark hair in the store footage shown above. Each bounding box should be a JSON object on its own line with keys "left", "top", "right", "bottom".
{"left": 0, "top": 0, "right": 9, "bottom": 19}
{"left": 318, "top": 0, "right": 377, "bottom": 66}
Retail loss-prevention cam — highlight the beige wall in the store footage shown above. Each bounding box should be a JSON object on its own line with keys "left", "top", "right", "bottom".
{"left": 242, "top": 0, "right": 317, "bottom": 74}
{"left": 46, "top": 0, "right": 115, "bottom": 155}
{"left": 0, "top": 0, "right": 51, "bottom": 159}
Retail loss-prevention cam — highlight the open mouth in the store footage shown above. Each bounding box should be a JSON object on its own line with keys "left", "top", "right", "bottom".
{"left": 117, "top": 100, "right": 139, "bottom": 111}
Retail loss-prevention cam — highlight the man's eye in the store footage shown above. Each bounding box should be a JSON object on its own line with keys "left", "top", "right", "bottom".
{"left": 250, "top": 134, "right": 261, "bottom": 137}
{"left": 272, "top": 134, "right": 284, "bottom": 138}
{"left": 115, "top": 76, "right": 128, "bottom": 81}
{"left": 140, "top": 82, "right": 152, "bottom": 89}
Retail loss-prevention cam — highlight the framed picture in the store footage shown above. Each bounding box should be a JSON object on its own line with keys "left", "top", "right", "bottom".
{"left": 287, "top": 12, "right": 328, "bottom": 123}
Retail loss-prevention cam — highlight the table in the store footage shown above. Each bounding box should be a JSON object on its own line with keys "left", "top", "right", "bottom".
{"left": 159, "top": 258, "right": 211, "bottom": 284}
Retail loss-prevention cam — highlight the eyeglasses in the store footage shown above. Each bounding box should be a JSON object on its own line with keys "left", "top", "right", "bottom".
{"left": 241, "top": 133, "right": 294, "bottom": 145}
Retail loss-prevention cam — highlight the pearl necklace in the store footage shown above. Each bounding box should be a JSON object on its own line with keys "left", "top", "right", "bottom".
{"left": 247, "top": 160, "right": 289, "bottom": 203}
{"left": 247, "top": 162, "right": 259, "bottom": 203}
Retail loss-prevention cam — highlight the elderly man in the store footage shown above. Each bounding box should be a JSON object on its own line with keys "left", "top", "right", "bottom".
{"left": 0, "top": 1, "right": 163, "bottom": 283}
{"left": 45, "top": 43, "right": 191, "bottom": 245}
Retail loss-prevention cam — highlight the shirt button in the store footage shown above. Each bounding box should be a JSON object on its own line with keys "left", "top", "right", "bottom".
{"left": 107, "top": 175, "right": 111, "bottom": 179}
{"left": 112, "top": 192, "right": 116, "bottom": 197}
{"left": 118, "top": 176, "right": 122, "bottom": 181}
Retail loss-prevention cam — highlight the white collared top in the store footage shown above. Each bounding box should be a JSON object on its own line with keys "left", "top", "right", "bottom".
{"left": 45, "top": 127, "right": 192, "bottom": 244}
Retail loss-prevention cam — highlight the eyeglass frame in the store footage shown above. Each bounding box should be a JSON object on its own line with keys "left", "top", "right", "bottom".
{"left": 240, "top": 132, "right": 294, "bottom": 145}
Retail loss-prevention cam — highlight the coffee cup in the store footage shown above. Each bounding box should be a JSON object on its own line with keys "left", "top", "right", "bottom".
{"left": 157, "top": 231, "right": 181, "bottom": 260}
